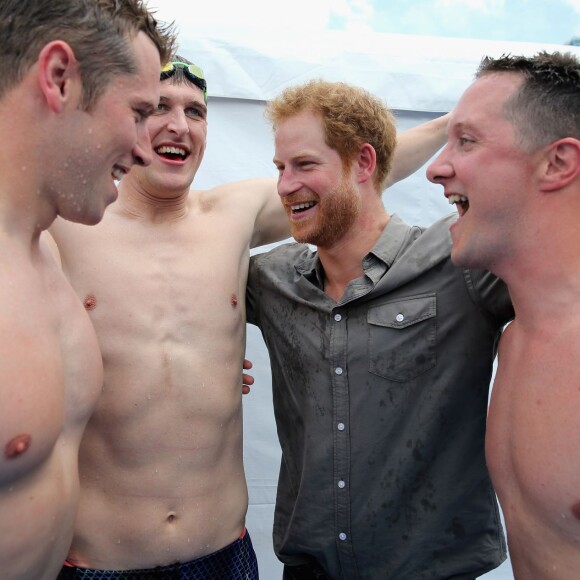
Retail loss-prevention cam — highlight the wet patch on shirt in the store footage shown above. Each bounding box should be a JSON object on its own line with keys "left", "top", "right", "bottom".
{"left": 445, "top": 518, "right": 466, "bottom": 539}
{"left": 4, "top": 434, "right": 31, "bottom": 459}
{"left": 83, "top": 293, "right": 97, "bottom": 311}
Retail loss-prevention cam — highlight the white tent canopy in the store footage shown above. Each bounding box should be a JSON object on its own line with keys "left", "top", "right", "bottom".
{"left": 179, "top": 29, "right": 579, "bottom": 108}
{"left": 171, "top": 28, "right": 579, "bottom": 578}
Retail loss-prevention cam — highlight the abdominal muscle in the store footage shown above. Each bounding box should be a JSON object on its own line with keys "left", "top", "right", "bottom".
{"left": 67, "top": 325, "right": 249, "bottom": 570}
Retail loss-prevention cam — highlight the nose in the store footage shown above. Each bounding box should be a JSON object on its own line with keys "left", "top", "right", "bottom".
{"left": 426, "top": 145, "right": 453, "bottom": 185}
{"left": 277, "top": 166, "right": 300, "bottom": 198}
{"left": 166, "top": 108, "right": 189, "bottom": 136}
{"left": 132, "top": 120, "right": 153, "bottom": 167}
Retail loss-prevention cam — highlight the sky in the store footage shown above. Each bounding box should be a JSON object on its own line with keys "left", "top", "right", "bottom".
{"left": 148, "top": 0, "right": 580, "bottom": 46}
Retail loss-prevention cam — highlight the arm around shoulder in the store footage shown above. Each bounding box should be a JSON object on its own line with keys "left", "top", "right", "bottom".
{"left": 249, "top": 177, "right": 291, "bottom": 248}
{"left": 386, "top": 112, "right": 451, "bottom": 188}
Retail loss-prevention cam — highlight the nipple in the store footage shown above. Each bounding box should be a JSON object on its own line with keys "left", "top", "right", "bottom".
{"left": 4, "top": 434, "right": 32, "bottom": 459}
{"left": 83, "top": 294, "right": 97, "bottom": 311}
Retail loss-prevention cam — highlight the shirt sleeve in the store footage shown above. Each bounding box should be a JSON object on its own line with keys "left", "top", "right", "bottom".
{"left": 463, "top": 268, "right": 515, "bottom": 327}
{"left": 245, "top": 254, "right": 259, "bottom": 326}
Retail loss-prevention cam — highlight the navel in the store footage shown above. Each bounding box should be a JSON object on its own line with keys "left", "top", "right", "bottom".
{"left": 4, "top": 434, "right": 31, "bottom": 459}
{"left": 83, "top": 293, "right": 97, "bottom": 311}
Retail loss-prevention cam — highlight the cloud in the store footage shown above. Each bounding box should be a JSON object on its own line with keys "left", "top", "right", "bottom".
{"left": 149, "top": 0, "right": 578, "bottom": 45}
{"left": 331, "top": 0, "right": 374, "bottom": 21}
{"left": 563, "top": 0, "right": 580, "bottom": 12}
{"left": 437, "top": 0, "right": 505, "bottom": 14}
{"left": 329, "top": 0, "right": 375, "bottom": 33}
{"left": 562, "top": 0, "right": 580, "bottom": 36}
{"left": 148, "top": 0, "right": 333, "bottom": 32}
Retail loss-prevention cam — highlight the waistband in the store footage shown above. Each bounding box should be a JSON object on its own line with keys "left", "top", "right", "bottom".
{"left": 59, "top": 529, "right": 258, "bottom": 579}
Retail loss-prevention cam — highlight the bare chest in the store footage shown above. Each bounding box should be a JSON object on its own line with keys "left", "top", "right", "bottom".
{"left": 63, "top": 223, "right": 250, "bottom": 344}
{"left": 486, "top": 325, "right": 580, "bottom": 533}
{"left": 1, "top": 252, "right": 102, "bottom": 480}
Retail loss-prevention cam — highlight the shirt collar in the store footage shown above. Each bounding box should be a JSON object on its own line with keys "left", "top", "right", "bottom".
{"left": 295, "top": 214, "right": 413, "bottom": 284}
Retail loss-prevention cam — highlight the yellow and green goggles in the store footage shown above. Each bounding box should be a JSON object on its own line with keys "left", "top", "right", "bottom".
{"left": 160, "top": 61, "right": 207, "bottom": 103}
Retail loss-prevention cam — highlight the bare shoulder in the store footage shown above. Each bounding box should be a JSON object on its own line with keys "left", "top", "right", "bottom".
{"left": 195, "top": 177, "right": 288, "bottom": 247}
{"left": 198, "top": 177, "right": 276, "bottom": 215}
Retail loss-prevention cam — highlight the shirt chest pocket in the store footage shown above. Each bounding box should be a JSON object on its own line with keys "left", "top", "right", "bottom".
{"left": 367, "top": 294, "right": 437, "bottom": 382}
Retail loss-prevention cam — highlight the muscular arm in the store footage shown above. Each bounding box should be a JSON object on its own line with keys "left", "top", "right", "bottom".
{"left": 250, "top": 113, "right": 451, "bottom": 248}
{"left": 385, "top": 112, "right": 450, "bottom": 188}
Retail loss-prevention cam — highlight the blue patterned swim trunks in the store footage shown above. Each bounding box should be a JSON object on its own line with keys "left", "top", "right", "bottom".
{"left": 58, "top": 530, "right": 259, "bottom": 579}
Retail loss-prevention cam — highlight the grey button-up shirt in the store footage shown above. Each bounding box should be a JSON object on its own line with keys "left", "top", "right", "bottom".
{"left": 247, "top": 214, "right": 514, "bottom": 580}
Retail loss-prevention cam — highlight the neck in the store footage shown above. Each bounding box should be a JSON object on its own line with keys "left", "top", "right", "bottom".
{"left": 493, "top": 202, "right": 580, "bottom": 328}
{"left": 0, "top": 134, "right": 55, "bottom": 241}
{"left": 318, "top": 207, "right": 390, "bottom": 302}
{"left": 116, "top": 176, "right": 191, "bottom": 222}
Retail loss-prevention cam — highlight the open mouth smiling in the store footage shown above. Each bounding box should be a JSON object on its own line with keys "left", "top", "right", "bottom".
{"left": 290, "top": 201, "right": 317, "bottom": 214}
{"left": 447, "top": 194, "right": 469, "bottom": 217}
{"left": 155, "top": 145, "right": 190, "bottom": 161}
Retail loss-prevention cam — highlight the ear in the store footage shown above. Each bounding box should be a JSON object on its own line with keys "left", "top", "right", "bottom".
{"left": 539, "top": 138, "right": 580, "bottom": 193}
{"left": 354, "top": 143, "right": 377, "bottom": 185}
{"left": 37, "top": 41, "right": 80, "bottom": 113}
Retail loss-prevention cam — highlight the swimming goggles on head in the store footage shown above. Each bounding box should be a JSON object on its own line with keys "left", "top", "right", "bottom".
{"left": 160, "top": 61, "right": 208, "bottom": 103}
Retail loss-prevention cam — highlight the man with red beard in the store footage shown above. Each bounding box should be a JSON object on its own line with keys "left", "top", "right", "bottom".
{"left": 48, "top": 56, "right": 450, "bottom": 578}
{"left": 246, "top": 80, "right": 514, "bottom": 579}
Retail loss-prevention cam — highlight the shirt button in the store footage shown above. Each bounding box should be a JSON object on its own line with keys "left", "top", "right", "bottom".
{"left": 338, "top": 480, "right": 346, "bottom": 489}
{"left": 337, "top": 422, "right": 345, "bottom": 431}
{"left": 334, "top": 313, "right": 342, "bottom": 322}
{"left": 396, "top": 313, "right": 405, "bottom": 322}
{"left": 339, "top": 532, "right": 347, "bottom": 541}
{"left": 335, "top": 367, "right": 343, "bottom": 375}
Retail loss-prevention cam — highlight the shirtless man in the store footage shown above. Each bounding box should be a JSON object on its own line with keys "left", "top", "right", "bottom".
{"left": 0, "top": 1, "right": 173, "bottom": 579}
{"left": 51, "top": 56, "right": 449, "bottom": 578}
{"left": 427, "top": 51, "right": 580, "bottom": 578}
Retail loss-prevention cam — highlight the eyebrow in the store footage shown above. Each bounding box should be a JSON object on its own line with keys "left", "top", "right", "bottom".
{"left": 450, "top": 120, "right": 478, "bottom": 134}
{"left": 275, "top": 152, "right": 318, "bottom": 163}
{"left": 159, "top": 95, "right": 207, "bottom": 111}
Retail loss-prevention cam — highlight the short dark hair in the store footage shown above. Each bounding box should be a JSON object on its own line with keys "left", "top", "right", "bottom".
{"left": 477, "top": 51, "right": 580, "bottom": 151}
{"left": 0, "top": 0, "right": 176, "bottom": 108}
